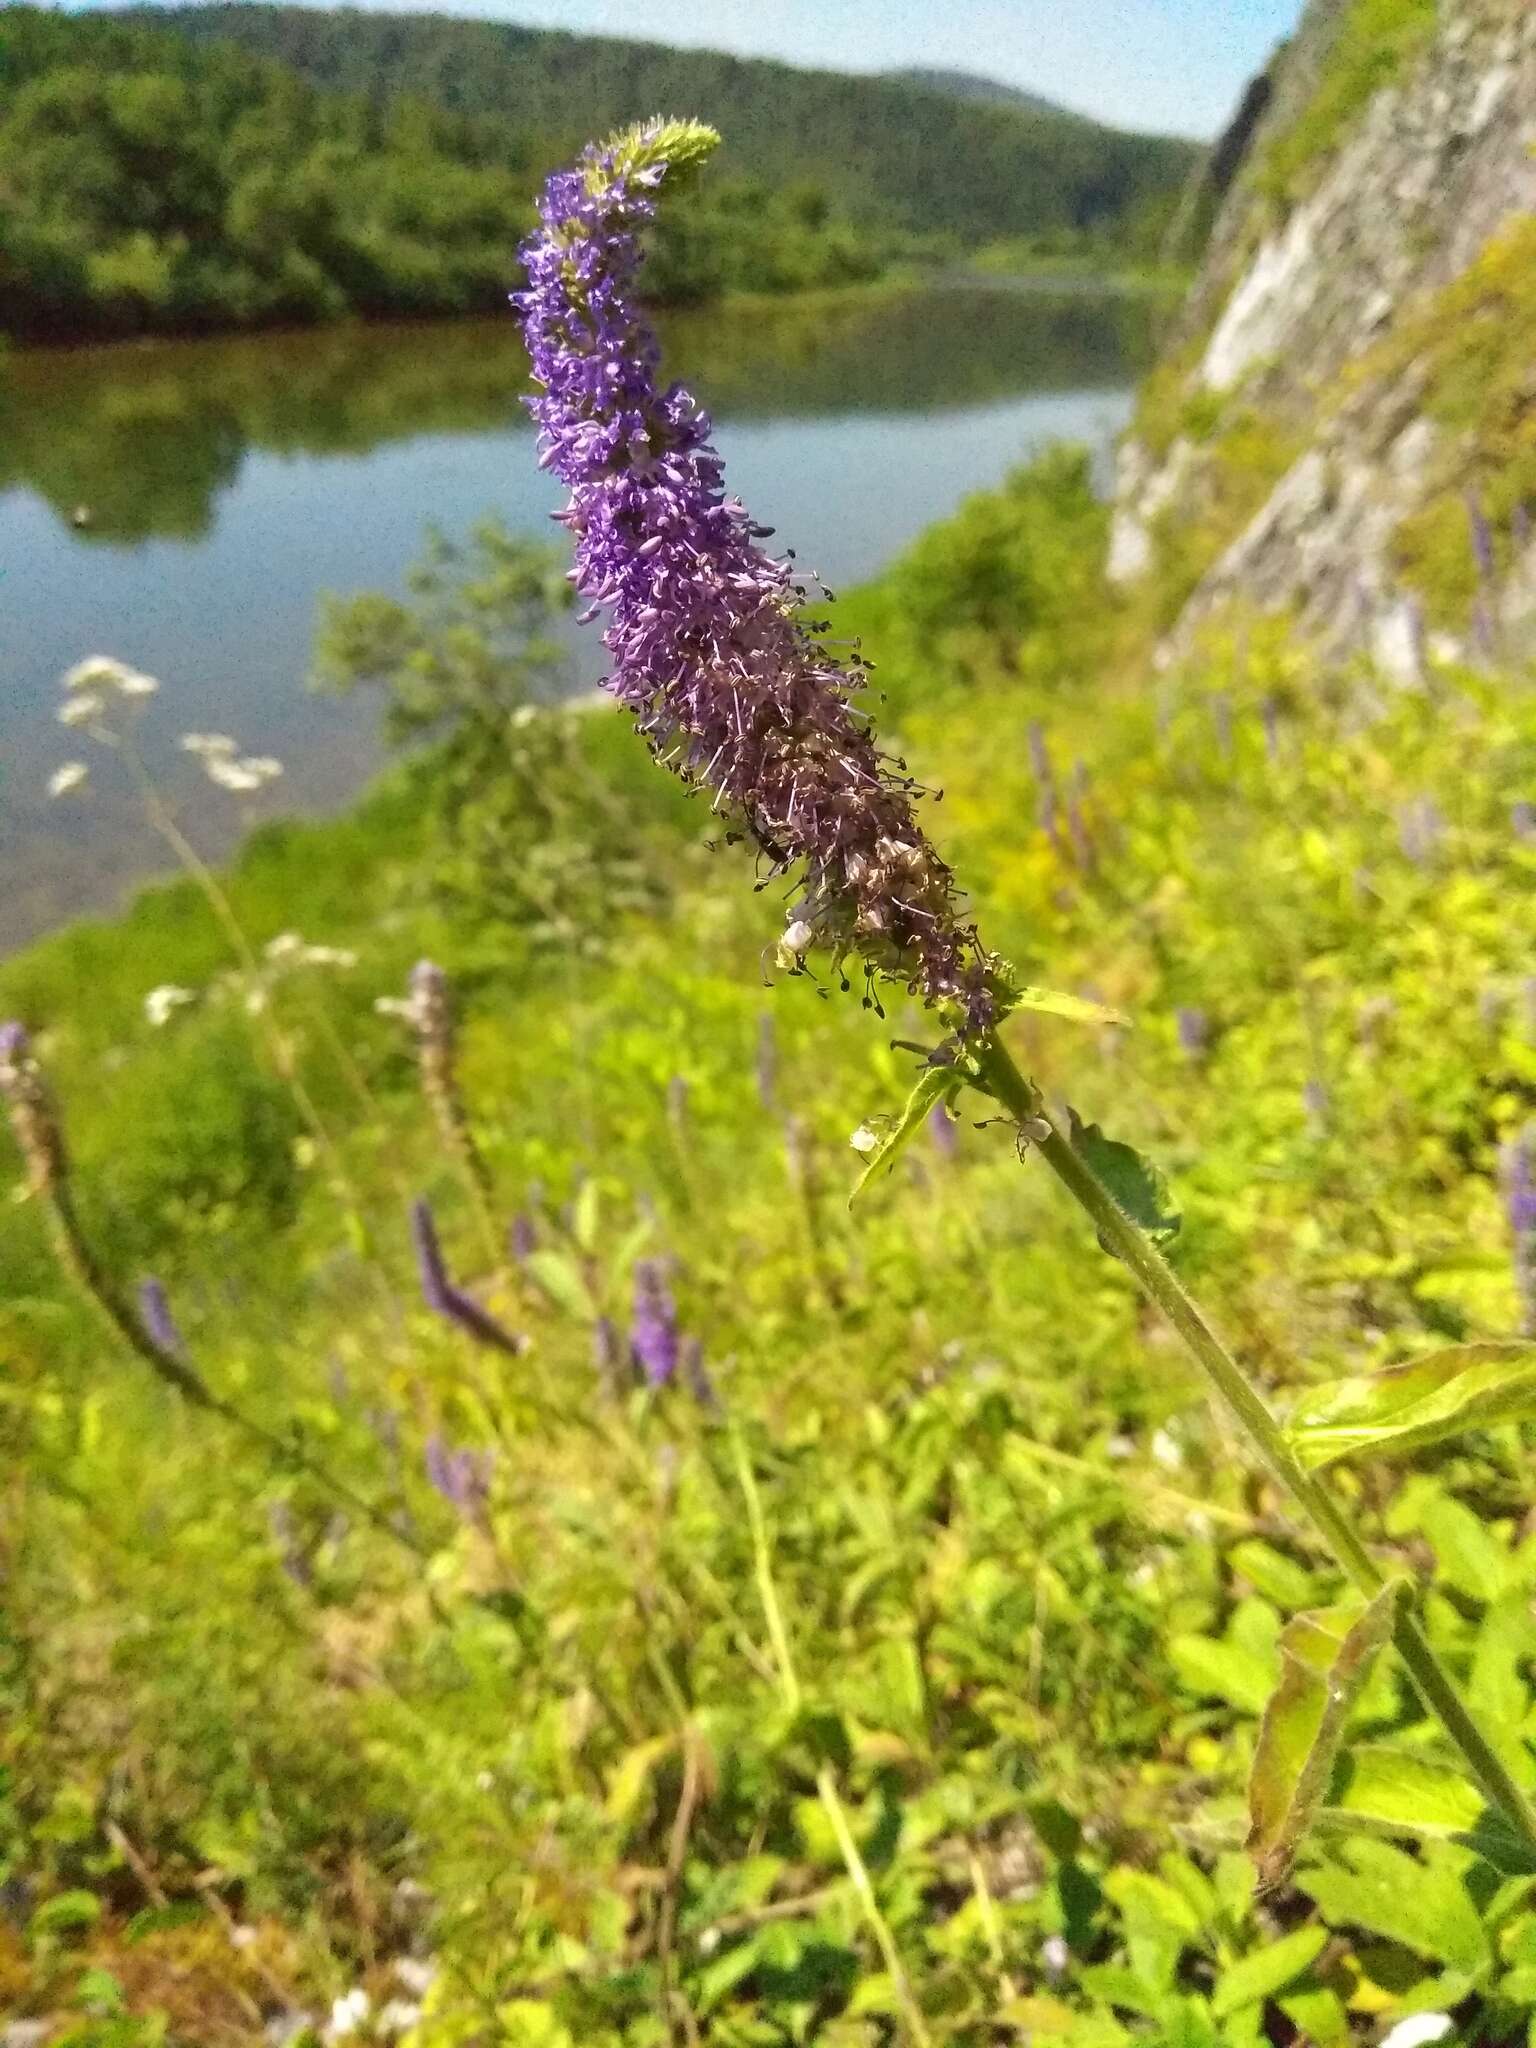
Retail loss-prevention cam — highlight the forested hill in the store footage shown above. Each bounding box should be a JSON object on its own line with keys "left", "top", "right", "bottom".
{"left": 121, "top": 3, "right": 1200, "bottom": 248}
{"left": 0, "top": 5, "right": 887, "bottom": 342}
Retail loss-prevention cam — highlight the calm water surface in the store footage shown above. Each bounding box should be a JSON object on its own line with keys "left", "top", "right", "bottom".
{"left": 0, "top": 285, "right": 1153, "bottom": 951}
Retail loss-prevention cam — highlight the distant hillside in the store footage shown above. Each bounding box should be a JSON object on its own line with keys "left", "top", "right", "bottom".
{"left": 885, "top": 67, "right": 1070, "bottom": 122}
{"left": 0, "top": 5, "right": 884, "bottom": 342}
{"left": 124, "top": 4, "right": 1199, "bottom": 248}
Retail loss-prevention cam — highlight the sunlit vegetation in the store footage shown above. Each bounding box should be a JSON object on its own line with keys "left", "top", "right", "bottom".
{"left": 0, "top": 7, "right": 885, "bottom": 342}
{"left": 6, "top": 432, "right": 1536, "bottom": 2038}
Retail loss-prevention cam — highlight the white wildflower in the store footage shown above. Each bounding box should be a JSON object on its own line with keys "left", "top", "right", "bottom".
{"left": 49, "top": 763, "right": 89, "bottom": 798}
{"left": 303, "top": 945, "right": 356, "bottom": 969}
{"left": 229, "top": 1923, "right": 258, "bottom": 1950}
{"left": 245, "top": 987, "right": 270, "bottom": 1015}
{"left": 377, "top": 2002, "right": 422, "bottom": 2036}
{"left": 325, "top": 1988, "right": 370, "bottom": 2041}
{"left": 180, "top": 733, "right": 239, "bottom": 757}
{"left": 117, "top": 668, "right": 160, "bottom": 698}
{"left": 62, "top": 654, "right": 135, "bottom": 693}
{"left": 393, "top": 1958, "right": 436, "bottom": 1996}
{"left": 781, "top": 918, "right": 814, "bottom": 956}
{"left": 144, "top": 985, "right": 195, "bottom": 1028}
{"left": 58, "top": 694, "right": 105, "bottom": 728}
{"left": 511, "top": 705, "right": 540, "bottom": 727}
{"left": 1379, "top": 2018, "right": 1453, "bottom": 2048}
{"left": 374, "top": 996, "right": 415, "bottom": 1021}
{"left": 206, "top": 754, "right": 282, "bottom": 793}
{"left": 1039, "top": 1934, "right": 1070, "bottom": 1984}
{"left": 1150, "top": 1428, "right": 1183, "bottom": 1470}
{"left": 849, "top": 1124, "right": 881, "bottom": 1156}
{"left": 265, "top": 933, "right": 306, "bottom": 963}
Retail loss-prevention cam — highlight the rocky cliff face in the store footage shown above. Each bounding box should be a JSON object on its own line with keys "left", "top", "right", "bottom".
{"left": 1111, "top": 0, "right": 1536, "bottom": 676}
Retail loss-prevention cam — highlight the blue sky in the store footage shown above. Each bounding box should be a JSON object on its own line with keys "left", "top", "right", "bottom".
{"left": 83, "top": 0, "right": 1305, "bottom": 139}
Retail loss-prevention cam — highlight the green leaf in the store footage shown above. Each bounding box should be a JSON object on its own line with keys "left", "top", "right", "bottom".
{"left": 1067, "top": 1111, "right": 1181, "bottom": 1251}
{"left": 1210, "top": 1924, "right": 1328, "bottom": 2019}
{"left": 1318, "top": 1744, "right": 1536, "bottom": 1873}
{"left": 523, "top": 1249, "right": 592, "bottom": 1321}
{"left": 849, "top": 1063, "right": 959, "bottom": 1206}
{"left": 1246, "top": 1583, "right": 1402, "bottom": 1886}
{"left": 1009, "top": 985, "right": 1129, "bottom": 1029}
{"left": 1296, "top": 1836, "right": 1491, "bottom": 1974}
{"left": 1170, "top": 1632, "right": 1277, "bottom": 1715}
{"left": 1228, "top": 1540, "right": 1320, "bottom": 1612}
{"left": 1332, "top": 1745, "right": 1484, "bottom": 1834}
{"left": 1287, "top": 1343, "right": 1536, "bottom": 1470}
{"left": 29, "top": 1888, "right": 102, "bottom": 1937}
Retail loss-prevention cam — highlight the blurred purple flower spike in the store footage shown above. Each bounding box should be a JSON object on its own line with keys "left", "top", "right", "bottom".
{"left": 630, "top": 1258, "right": 681, "bottom": 1387}
{"left": 138, "top": 1277, "right": 187, "bottom": 1361}
{"left": 425, "top": 1431, "right": 495, "bottom": 1518}
{"left": 409, "top": 1198, "right": 524, "bottom": 1356}
{"left": 927, "top": 1099, "right": 959, "bottom": 1160}
{"left": 1175, "top": 1007, "right": 1210, "bottom": 1059}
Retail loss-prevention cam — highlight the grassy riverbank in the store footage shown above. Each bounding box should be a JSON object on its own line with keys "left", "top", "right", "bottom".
{"left": 7, "top": 436, "right": 1536, "bottom": 2040}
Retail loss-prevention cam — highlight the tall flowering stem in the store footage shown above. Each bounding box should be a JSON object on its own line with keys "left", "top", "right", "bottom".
{"left": 522, "top": 122, "right": 1536, "bottom": 1874}
{"left": 517, "top": 120, "right": 993, "bottom": 1027}
{"left": 402, "top": 960, "right": 503, "bottom": 1270}
{"left": 1, "top": 1021, "right": 425, "bottom": 1561}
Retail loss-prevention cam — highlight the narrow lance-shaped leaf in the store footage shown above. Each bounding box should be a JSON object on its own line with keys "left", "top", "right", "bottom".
{"left": 1008, "top": 984, "right": 1129, "bottom": 1029}
{"left": 1247, "top": 1581, "right": 1403, "bottom": 1887}
{"left": 1067, "top": 1109, "right": 1181, "bottom": 1253}
{"left": 1287, "top": 1343, "right": 1536, "bottom": 1471}
{"left": 849, "top": 1063, "right": 960, "bottom": 1206}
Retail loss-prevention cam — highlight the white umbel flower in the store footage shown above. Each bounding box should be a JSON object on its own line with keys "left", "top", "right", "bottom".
{"left": 58, "top": 694, "right": 104, "bottom": 727}
{"left": 48, "top": 763, "right": 89, "bottom": 798}
{"left": 1379, "top": 2018, "right": 1453, "bottom": 2048}
{"left": 144, "top": 985, "right": 196, "bottom": 1028}
{"left": 325, "top": 1988, "right": 370, "bottom": 2041}
{"left": 60, "top": 654, "right": 158, "bottom": 697}
{"left": 180, "top": 733, "right": 239, "bottom": 757}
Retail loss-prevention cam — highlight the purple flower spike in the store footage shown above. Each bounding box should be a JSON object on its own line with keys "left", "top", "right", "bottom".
{"left": 1466, "top": 490, "right": 1497, "bottom": 586}
{"left": 1513, "top": 802, "right": 1536, "bottom": 844}
{"left": 409, "top": 1198, "right": 525, "bottom": 1357}
{"left": 681, "top": 1336, "right": 720, "bottom": 1410}
{"left": 424, "top": 1431, "right": 495, "bottom": 1518}
{"left": 515, "top": 121, "right": 993, "bottom": 1028}
{"left": 269, "top": 1500, "right": 312, "bottom": 1588}
{"left": 928, "top": 1099, "right": 959, "bottom": 1160}
{"left": 509, "top": 1212, "right": 536, "bottom": 1264}
{"left": 1260, "top": 698, "right": 1281, "bottom": 761}
{"left": 1175, "top": 1007, "right": 1209, "bottom": 1059}
{"left": 755, "top": 1014, "right": 778, "bottom": 1112}
{"left": 593, "top": 1314, "right": 623, "bottom": 1392}
{"left": 1502, "top": 1130, "right": 1536, "bottom": 1335}
{"left": 138, "top": 1277, "right": 187, "bottom": 1360}
{"left": 630, "top": 1258, "right": 681, "bottom": 1387}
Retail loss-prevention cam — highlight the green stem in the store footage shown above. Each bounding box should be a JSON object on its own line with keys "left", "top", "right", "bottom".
{"left": 974, "top": 1031, "right": 1536, "bottom": 1855}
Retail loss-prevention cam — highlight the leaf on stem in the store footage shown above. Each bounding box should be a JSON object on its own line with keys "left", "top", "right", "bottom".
{"left": 849, "top": 1063, "right": 960, "bottom": 1206}
{"left": 1287, "top": 1343, "right": 1536, "bottom": 1470}
{"left": 1247, "top": 1582, "right": 1403, "bottom": 1887}
{"left": 1066, "top": 1111, "right": 1181, "bottom": 1252}
{"left": 1008, "top": 985, "right": 1129, "bottom": 1028}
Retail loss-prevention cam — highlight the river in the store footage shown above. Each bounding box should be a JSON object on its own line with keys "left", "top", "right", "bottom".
{"left": 0, "top": 282, "right": 1155, "bottom": 952}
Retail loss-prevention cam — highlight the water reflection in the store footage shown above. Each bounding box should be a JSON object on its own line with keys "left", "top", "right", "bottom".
{"left": 0, "top": 287, "right": 1155, "bottom": 544}
{"left": 0, "top": 284, "right": 1154, "bottom": 949}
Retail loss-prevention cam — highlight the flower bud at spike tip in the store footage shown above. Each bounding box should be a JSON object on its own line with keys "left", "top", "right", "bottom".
{"left": 515, "top": 121, "right": 994, "bottom": 1028}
